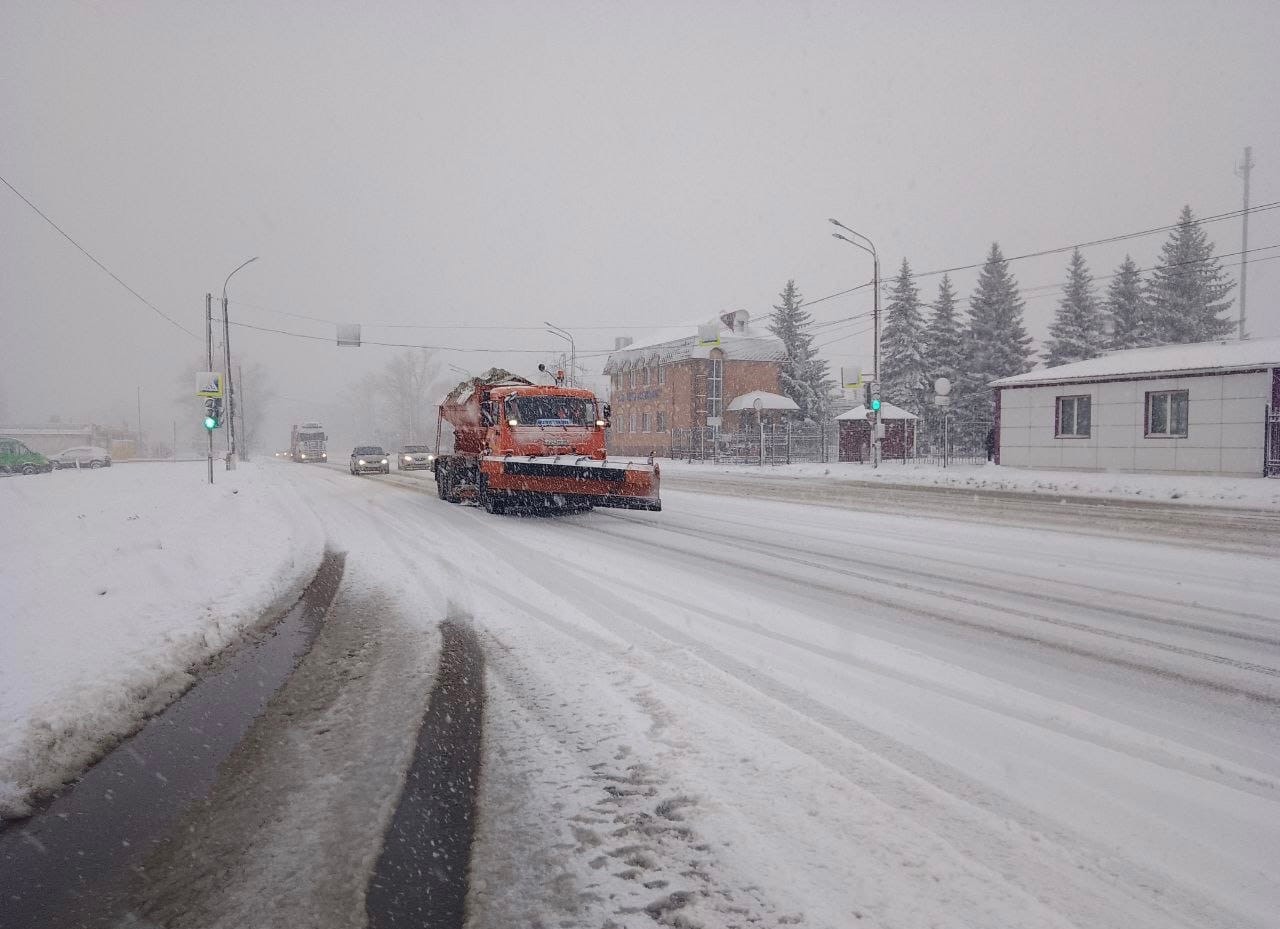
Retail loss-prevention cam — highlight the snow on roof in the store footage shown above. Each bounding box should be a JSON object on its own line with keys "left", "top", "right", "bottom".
{"left": 603, "top": 315, "right": 785, "bottom": 372}
{"left": 991, "top": 336, "right": 1280, "bottom": 387}
{"left": 835, "top": 402, "right": 919, "bottom": 421}
{"left": 725, "top": 390, "right": 801, "bottom": 412}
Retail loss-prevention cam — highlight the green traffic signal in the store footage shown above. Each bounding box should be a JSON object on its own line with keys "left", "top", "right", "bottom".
{"left": 204, "top": 415, "right": 218, "bottom": 430}
{"left": 870, "top": 398, "right": 882, "bottom": 412}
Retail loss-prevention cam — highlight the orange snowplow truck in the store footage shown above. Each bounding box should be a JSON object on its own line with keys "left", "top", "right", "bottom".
{"left": 432, "top": 368, "right": 661, "bottom": 514}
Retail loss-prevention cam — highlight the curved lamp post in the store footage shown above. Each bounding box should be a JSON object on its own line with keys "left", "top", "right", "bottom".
{"left": 544, "top": 322, "right": 576, "bottom": 387}
{"left": 828, "top": 219, "right": 881, "bottom": 468}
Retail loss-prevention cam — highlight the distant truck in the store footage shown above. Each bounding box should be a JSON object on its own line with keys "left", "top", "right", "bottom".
{"left": 290, "top": 423, "right": 328, "bottom": 463}
{"left": 432, "top": 368, "right": 660, "bottom": 514}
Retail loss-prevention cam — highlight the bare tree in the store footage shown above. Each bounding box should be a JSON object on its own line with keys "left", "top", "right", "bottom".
{"left": 378, "top": 350, "right": 447, "bottom": 446}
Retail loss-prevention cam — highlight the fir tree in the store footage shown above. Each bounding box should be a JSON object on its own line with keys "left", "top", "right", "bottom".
{"left": 1105, "top": 255, "right": 1150, "bottom": 350}
{"left": 1146, "top": 205, "right": 1235, "bottom": 343}
{"left": 880, "top": 259, "right": 930, "bottom": 413}
{"left": 768, "top": 279, "right": 834, "bottom": 422}
{"left": 924, "top": 274, "right": 963, "bottom": 388}
{"left": 1042, "top": 249, "right": 1106, "bottom": 366}
{"left": 959, "top": 243, "right": 1034, "bottom": 427}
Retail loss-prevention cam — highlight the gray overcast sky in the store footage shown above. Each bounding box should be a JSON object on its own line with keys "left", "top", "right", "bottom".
{"left": 3, "top": 0, "right": 1278, "bottom": 447}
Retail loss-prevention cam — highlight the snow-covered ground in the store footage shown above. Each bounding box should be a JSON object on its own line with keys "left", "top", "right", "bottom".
{"left": 5, "top": 461, "right": 1279, "bottom": 927}
{"left": 0, "top": 462, "right": 324, "bottom": 818}
{"left": 649, "top": 456, "right": 1280, "bottom": 509}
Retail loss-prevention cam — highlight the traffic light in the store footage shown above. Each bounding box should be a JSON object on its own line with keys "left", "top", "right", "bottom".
{"left": 867, "top": 381, "right": 882, "bottom": 413}
{"left": 203, "top": 398, "right": 223, "bottom": 430}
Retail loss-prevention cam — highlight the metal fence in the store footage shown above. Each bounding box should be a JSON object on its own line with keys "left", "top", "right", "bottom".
{"left": 1266, "top": 408, "right": 1280, "bottom": 477}
{"left": 912, "top": 413, "right": 995, "bottom": 467}
{"left": 671, "top": 423, "right": 836, "bottom": 464}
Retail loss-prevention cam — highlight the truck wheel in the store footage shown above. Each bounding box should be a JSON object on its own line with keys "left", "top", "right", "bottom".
{"left": 479, "top": 477, "right": 505, "bottom": 515}
{"left": 21, "top": 464, "right": 37, "bottom": 475}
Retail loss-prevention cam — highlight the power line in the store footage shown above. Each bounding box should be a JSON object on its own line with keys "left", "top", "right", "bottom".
{"left": 803, "top": 199, "right": 1280, "bottom": 311}
{"left": 0, "top": 173, "right": 201, "bottom": 340}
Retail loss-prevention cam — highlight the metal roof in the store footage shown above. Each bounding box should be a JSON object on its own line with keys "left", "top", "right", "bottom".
{"left": 991, "top": 336, "right": 1280, "bottom": 388}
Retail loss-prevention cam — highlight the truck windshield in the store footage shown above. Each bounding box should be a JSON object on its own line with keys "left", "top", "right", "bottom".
{"left": 300, "top": 432, "right": 324, "bottom": 441}
{"left": 506, "top": 397, "right": 595, "bottom": 426}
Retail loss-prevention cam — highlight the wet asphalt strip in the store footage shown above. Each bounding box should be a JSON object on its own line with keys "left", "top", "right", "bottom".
{"left": 366, "top": 619, "right": 486, "bottom": 929}
{"left": 0, "top": 550, "right": 346, "bottom": 929}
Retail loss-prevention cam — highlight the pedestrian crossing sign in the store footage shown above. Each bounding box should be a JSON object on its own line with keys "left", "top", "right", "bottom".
{"left": 196, "top": 372, "right": 225, "bottom": 398}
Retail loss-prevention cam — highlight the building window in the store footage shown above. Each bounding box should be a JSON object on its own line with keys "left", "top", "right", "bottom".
{"left": 707, "top": 353, "right": 724, "bottom": 419}
{"left": 641, "top": 365, "right": 650, "bottom": 387}
{"left": 611, "top": 372, "right": 620, "bottom": 391}
{"left": 1146, "top": 390, "right": 1189, "bottom": 437}
{"left": 1055, "top": 395, "right": 1091, "bottom": 438}
{"left": 657, "top": 361, "right": 665, "bottom": 385}
{"left": 627, "top": 366, "right": 635, "bottom": 389}
{"left": 656, "top": 410, "right": 666, "bottom": 432}
{"left": 640, "top": 412, "right": 649, "bottom": 432}
{"left": 629, "top": 412, "right": 637, "bottom": 433}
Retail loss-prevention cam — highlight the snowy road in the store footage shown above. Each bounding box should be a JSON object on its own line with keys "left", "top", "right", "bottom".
{"left": 299, "top": 464, "right": 1279, "bottom": 928}
{"left": 7, "top": 462, "right": 1276, "bottom": 928}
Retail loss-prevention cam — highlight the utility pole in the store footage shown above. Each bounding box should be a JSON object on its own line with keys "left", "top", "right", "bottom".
{"left": 136, "top": 385, "right": 143, "bottom": 458}
{"left": 1235, "top": 146, "right": 1255, "bottom": 340}
{"left": 237, "top": 364, "right": 249, "bottom": 461}
{"left": 222, "top": 294, "right": 236, "bottom": 468}
{"left": 221, "top": 256, "right": 257, "bottom": 467}
{"left": 205, "top": 293, "right": 214, "bottom": 484}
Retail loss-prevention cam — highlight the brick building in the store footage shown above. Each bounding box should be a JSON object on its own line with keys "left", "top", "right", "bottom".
{"left": 603, "top": 310, "right": 786, "bottom": 457}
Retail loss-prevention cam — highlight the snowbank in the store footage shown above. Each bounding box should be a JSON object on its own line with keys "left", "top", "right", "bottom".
{"left": 0, "top": 462, "right": 324, "bottom": 818}
{"left": 650, "top": 458, "right": 1280, "bottom": 509}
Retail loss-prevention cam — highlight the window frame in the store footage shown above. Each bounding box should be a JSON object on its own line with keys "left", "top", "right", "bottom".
{"left": 1054, "top": 394, "right": 1091, "bottom": 439}
{"left": 640, "top": 411, "right": 649, "bottom": 432}
{"left": 657, "top": 361, "right": 665, "bottom": 385}
{"left": 1145, "top": 389, "right": 1189, "bottom": 438}
{"left": 707, "top": 353, "right": 724, "bottom": 419}
{"left": 656, "top": 410, "right": 667, "bottom": 432}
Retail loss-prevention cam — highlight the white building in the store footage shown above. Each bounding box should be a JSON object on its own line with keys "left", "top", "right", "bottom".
{"left": 990, "top": 337, "right": 1280, "bottom": 477}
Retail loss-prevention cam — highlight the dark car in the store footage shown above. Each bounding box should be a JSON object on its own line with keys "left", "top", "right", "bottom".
{"left": 349, "top": 445, "right": 390, "bottom": 475}
{"left": 396, "top": 445, "right": 435, "bottom": 471}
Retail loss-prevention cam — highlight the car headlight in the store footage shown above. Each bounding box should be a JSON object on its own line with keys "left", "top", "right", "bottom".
{"left": 427, "top": 454, "right": 435, "bottom": 461}
{"left": 321, "top": 453, "right": 327, "bottom": 458}
{"left": 404, "top": 455, "right": 412, "bottom": 460}
{"left": 358, "top": 459, "right": 366, "bottom": 465}
{"left": 301, "top": 453, "right": 307, "bottom": 459}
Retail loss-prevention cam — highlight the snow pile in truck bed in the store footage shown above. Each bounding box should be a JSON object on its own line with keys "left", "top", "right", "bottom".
{"left": 0, "top": 462, "right": 324, "bottom": 818}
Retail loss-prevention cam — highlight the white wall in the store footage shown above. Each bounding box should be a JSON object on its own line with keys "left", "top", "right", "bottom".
{"left": 998, "top": 369, "right": 1273, "bottom": 476}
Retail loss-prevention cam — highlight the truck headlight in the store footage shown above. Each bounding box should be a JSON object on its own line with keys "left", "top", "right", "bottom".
{"left": 381, "top": 459, "right": 388, "bottom": 464}
{"left": 301, "top": 453, "right": 307, "bottom": 459}
{"left": 358, "top": 459, "right": 366, "bottom": 465}
{"left": 404, "top": 455, "right": 412, "bottom": 461}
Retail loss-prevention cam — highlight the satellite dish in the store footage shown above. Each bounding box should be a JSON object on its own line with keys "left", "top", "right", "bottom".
{"left": 934, "top": 377, "right": 952, "bottom": 396}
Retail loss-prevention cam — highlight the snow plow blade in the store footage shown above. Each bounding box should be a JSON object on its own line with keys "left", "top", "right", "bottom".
{"left": 479, "top": 456, "right": 661, "bottom": 511}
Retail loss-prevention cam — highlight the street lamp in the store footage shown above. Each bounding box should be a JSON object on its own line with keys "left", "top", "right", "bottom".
{"left": 544, "top": 322, "right": 576, "bottom": 387}
{"left": 222, "top": 256, "right": 258, "bottom": 466}
{"left": 829, "top": 219, "right": 882, "bottom": 468}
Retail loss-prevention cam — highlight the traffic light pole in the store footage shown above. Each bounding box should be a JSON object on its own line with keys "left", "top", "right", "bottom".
{"left": 205, "top": 293, "right": 214, "bottom": 485}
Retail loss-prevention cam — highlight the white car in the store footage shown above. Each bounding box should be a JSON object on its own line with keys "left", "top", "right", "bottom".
{"left": 396, "top": 445, "right": 436, "bottom": 471}
{"left": 51, "top": 446, "right": 112, "bottom": 469}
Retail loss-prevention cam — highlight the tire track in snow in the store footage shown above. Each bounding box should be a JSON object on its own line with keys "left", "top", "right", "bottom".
{"left": 577, "top": 517, "right": 1280, "bottom": 695}
{"left": 639, "top": 504, "right": 1280, "bottom": 630}
{"left": 463, "top": 538, "right": 1239, "bottom": 929}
